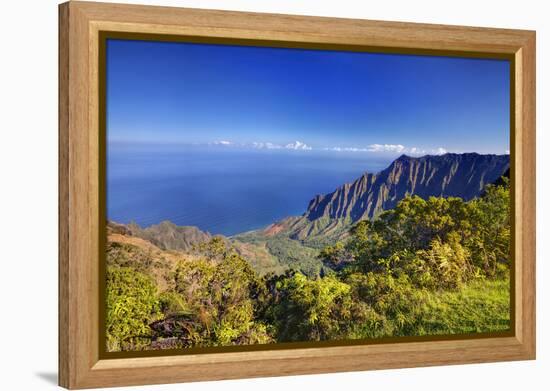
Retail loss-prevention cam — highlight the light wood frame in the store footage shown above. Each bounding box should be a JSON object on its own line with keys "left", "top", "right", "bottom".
{"left": 59, "top": 1, "right": 536, "bottom": 389}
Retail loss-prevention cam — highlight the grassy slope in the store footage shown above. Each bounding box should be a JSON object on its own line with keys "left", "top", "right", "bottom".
{"left": 346, "top": 277, "right": 510, "bottom": 340}
{"left": 418, "top": 277, "right": 510, "bottom": 335}
{"left": 231, "top": 240, "right": 286, "bottom": 275}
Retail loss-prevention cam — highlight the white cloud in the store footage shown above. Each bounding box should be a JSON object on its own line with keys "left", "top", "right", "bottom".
{"left": 249, "top": 140, "right": 312, "bottom": 150}
{"left": 251, "top": 142, "right": 282, "bottom": 149}
{"left": 209, "top": 139, "right": 447, "bottom": 156}
{"left": 505, "top": 149, "right": 510, "bottom": 154}
{"left": 366, "top": 144, "right": 406, "bottom": 153}
{"left": 323, "top": 144, "right": 448, "bottom": 155}
{"left": 210, "top": 140, "right": 233, "bottom": 146}
{"left": 408, "top": 147, "right": 425, "bottom": 155}
{"left": 323, "top": 146, "right": 373, "bottom": 152}
{"left": 284, "top": 141, "right": 312, "bottom": 150}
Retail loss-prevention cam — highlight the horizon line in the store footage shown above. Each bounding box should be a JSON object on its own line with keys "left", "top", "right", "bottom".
{"left": 108, "top": 139, "right": 509, "bottom": 156}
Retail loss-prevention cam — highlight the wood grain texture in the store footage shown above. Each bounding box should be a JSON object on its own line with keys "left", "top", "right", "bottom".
{"left": 58, "top": 3, "right": 70, "bottom": 387}
{"left": 58, "top": 1, "right": 536, "bottom": 388}
{"left": 518, "top": 34, "right": 536, "bottom": 354}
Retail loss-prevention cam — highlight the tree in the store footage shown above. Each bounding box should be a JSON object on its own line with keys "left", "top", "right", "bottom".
{"left": 412, "top": 233, "right": 472, "bottom": 289}
{"left": 323, "top": 179, "right": 509, "bottom": 284}
{"left": 106, "top": 266, "right": 161, "bottom": 351}
{"left": 268, "top": 273, "right": 356, "bottom": 341}
{"left": 465, "top": 179, "right": 510, "bottom": 277}
{"left": 154, "top": 238, "right": 273, "bottom": 347}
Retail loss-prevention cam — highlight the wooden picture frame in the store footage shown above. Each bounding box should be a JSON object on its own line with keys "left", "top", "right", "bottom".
{"left": 59, "top": 1, "right": 536, "bottom": 389}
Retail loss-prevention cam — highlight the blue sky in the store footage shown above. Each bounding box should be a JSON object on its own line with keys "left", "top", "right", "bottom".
{"left": 107, "top": 39, "right": 510, "bottom": 155}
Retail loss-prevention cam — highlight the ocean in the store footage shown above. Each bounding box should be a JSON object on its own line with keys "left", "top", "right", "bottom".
{"left": 107, "top": 144, "right": 392, "bottom": 236}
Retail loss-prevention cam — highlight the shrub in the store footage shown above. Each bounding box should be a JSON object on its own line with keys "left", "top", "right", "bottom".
{"left": 106, "top": 266, "right": 161, "bottom": 351}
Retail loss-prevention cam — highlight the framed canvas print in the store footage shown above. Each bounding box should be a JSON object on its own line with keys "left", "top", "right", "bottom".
{"left": 59, "top": 1, "right": 536, "bottom": 389}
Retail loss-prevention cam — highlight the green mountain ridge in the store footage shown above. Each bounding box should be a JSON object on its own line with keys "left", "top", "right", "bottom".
{"left": 114, "top": 220, "right": 212, "bottom": 252}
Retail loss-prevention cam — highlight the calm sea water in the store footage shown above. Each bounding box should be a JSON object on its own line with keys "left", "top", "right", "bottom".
{"left": 107, "top": 144, "right": 392, "bottom": 236}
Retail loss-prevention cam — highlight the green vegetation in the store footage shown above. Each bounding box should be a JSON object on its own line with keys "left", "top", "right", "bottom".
{"left": 106, "top": 267, "right": 161, "bottom": 351}
{"left": 105, "top": 180, "right": 510, "bottom": 351}
{"left": 233, "top": 216, "right": 351, "bottom": 277}
{"left": 418, "top": 277, "right": 510, "bottom": 335}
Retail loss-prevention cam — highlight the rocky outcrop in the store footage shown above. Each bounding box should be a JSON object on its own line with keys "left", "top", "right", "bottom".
{"left": 304, "top": 153, "right": 510, "bottom": 223}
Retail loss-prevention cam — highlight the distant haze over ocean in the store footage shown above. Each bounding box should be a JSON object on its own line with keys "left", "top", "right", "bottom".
{"left": 107, "top": 144, "right": 394, "bottom": 235}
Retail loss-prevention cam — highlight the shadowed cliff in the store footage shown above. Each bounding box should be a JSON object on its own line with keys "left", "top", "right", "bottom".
{"left": 304, "top": 153, "right": 509, "bottom": 222}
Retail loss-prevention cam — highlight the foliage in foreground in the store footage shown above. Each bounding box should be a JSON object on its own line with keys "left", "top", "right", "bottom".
{"left": 105, "top": 180, "right": 511, "bottom": 351}
{"left": 106, "top": 267, "right": 161, "bottom": 351}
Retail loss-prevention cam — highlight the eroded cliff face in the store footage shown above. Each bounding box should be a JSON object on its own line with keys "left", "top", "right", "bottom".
{"left": 303, "top": 153, "right": 510, "bottom": 223}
